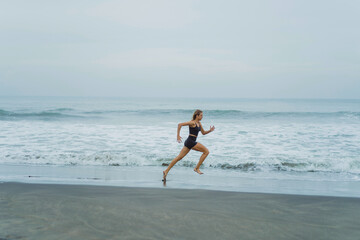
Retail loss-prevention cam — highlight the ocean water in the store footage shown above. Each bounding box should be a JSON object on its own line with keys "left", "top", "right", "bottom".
{"left": 1, "top": 96, "right": 360, "bottom": 196}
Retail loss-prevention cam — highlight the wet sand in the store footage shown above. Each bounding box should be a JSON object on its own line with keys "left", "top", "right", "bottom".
{"left": 0, "top": 182, "right": 359, "bottom": 240}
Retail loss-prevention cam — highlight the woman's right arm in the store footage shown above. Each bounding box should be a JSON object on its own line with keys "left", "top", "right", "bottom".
{"left": 177, "top": 121, "right": 193, "bottom": 142}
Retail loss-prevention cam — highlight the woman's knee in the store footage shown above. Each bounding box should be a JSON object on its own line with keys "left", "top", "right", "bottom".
{"left": 203, "top": 149, "right": 210, "bottom": 155}
{"left": 177, "top": 152, "right": 187, "bottom": 161}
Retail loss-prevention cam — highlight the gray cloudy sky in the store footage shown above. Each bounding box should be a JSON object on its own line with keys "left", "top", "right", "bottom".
{"left": 1, "top": 0, "right": 359, "bottom": 98}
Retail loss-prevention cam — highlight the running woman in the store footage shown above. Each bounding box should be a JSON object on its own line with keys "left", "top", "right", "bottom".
{"left": 162, "top": 109, "right": 215, "bottom": 181}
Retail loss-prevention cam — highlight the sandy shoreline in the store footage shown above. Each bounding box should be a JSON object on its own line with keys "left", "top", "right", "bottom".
{"left": 1, "top": 182, "right": 359, "bottom": 240}
{"left": 2, "top": 164, "right": 360, "bottom": 198}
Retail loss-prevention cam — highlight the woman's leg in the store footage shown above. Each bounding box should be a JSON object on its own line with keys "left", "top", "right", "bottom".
{"left": 191, "top": 142, "right": 209, "bottom": 174}
{"left": 163, "top": 146, "right": 191, "bottom": 181}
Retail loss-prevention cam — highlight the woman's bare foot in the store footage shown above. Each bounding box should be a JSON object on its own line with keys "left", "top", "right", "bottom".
{"left": 194, "top": 168, "right": 204, "bottom": 175}
{"left": 162, "top": 171, "right": 167, "bottom": 181}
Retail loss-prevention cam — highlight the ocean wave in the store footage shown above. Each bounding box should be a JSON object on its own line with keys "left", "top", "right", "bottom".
{"left": 82, "top": 109, "right": 193, "bottom": 115}
{"left": 207, "top": 162, "right": 315, "bottom": 172}
{"left": 1, "top": 108, "right": 359, "bottom": 121}
{"left": 2, "top": 153, "right": 360, "bottom": 175}
{"left": 51, "top": 108, "right": 360, "bottom": 117}
{"left": 207, "top": 161, "right": 360, "bottom": 174}
{"left": 0, "top": 109, "right": 83, "bottom": 120}
{"left": 209, "top": 110, "right": 360, "bottom": 119}
{"left": 78, "top": 109, "right": 360, "bottom": 120}
{"left": 48, "top": 108, "right": 75, "bottom": 112}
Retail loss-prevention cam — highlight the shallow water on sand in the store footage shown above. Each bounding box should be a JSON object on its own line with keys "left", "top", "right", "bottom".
{"left": 1, "top": 164, "right": 359, "bottom": 198}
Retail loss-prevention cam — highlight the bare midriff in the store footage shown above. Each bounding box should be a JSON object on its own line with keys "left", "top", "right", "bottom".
{"left": 189, "top": 134, "right": 197, "bottom": 137}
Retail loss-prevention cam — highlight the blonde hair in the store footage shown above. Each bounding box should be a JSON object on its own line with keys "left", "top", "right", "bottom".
{"left": 192, "top": 109, "right": 203, "bottom": 120}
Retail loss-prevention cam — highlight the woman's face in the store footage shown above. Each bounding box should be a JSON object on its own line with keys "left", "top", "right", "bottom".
{"left": 198, "top": 112, "right": 203, "bottom": 121}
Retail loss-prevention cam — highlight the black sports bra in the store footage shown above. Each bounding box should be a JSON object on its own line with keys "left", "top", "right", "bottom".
{"left": 189, "top": 123, "right": 201, "bottom": 136}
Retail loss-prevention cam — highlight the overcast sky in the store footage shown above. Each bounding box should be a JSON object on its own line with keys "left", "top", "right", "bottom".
{"left": 0, "top": 0, "right": 359, "bottom": 98}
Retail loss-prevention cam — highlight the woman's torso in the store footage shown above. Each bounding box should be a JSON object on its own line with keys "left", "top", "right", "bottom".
{"left": 189, "top": 122, "right": 201, "bottom": 137}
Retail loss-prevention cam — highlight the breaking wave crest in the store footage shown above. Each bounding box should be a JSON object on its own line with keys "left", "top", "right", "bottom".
{"left": 2, "top": 153, "right": 360, "bottom": 175}
{"left": 1, "top": 108, "right": 359, "bottom": 121}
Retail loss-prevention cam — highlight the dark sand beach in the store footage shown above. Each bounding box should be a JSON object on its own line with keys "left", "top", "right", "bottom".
{"left": 1, "top": 182, "right": 359, "bottom": 240}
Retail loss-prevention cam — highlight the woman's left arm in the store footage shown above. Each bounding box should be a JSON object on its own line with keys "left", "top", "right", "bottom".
{"left": 200, "top": 123, "right": 215, "bottom": 135}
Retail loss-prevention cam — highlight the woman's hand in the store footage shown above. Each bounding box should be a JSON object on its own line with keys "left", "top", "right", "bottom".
{"left": 177, "top": 135, "right": 183, "bottom": 143}
{"left": 210, "top": 125, "right": 215, "bottom": 132}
